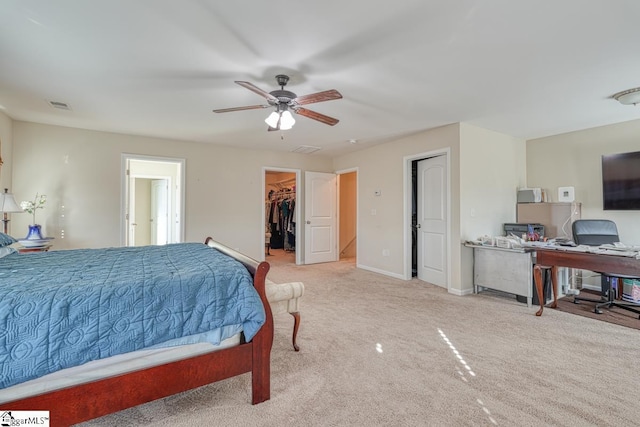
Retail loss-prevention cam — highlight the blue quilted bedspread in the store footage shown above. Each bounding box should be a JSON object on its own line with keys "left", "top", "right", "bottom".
{"left": 0, "top": 243, "right": 266, "bottom": 389}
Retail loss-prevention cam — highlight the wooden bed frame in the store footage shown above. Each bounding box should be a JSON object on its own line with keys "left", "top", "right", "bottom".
{"left": 1, "top": 237, "right": 274, "bottom": 426}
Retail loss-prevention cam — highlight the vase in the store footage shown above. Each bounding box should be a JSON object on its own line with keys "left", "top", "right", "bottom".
{"left": 25, "top": 224, "right": 44, "bottom": 240}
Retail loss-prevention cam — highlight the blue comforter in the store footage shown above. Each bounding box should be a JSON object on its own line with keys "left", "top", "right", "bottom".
{"left": 0, "top": 243, "right": 266, "bottom": 389}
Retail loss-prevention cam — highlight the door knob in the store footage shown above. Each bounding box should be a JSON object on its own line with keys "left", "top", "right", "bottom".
{"left": 306, "top": 221, "right": 311, "bottom": 224}
{"left": 416, "top": 224, "right": 421, "bottom": 228}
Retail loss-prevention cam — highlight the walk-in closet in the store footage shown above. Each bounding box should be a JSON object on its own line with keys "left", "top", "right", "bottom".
{"left": 265, "top": 170, "right": 297, "bottom": 264}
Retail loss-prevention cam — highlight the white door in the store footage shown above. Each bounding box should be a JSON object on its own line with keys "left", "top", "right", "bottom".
{"left": 304, "top": 171, "right": 337, "bottom": 264}
{"left": 151, "top": 179, "right": 169, "bottom": 245}
{"left": 417, "top": 155, "right": 447, "bottom": 287}
{"left": 127, "top": 175, "right": 136, "bottom": 247}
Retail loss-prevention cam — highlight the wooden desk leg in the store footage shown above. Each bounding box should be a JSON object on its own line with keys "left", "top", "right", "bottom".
{"left": 534, "top": 265, "right": 545, "bottom": 316}
{"left": 549, "top": 266, "right": 558, "bottom": 309}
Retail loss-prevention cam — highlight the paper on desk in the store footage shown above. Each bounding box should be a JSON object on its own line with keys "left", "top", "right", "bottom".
{"left": 522, "top": 242, "right": 640, "bottom": 258}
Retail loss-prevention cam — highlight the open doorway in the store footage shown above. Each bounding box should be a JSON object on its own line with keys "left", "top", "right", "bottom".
{"left": 264, "top": 168, "right": 300, "bottom": 265}
{"left": 121, "top": 154, "right": 185, "bottom": 246}
{"left": 338, "top": 169, "right": 357, "bottom": 263}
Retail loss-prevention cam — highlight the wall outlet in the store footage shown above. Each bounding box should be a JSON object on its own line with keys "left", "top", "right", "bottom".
{"left": 382, "top": 249, "right": 390, "bottom": 256}
{"left": 371, "top": 208, "right": 377, "bottom": 216}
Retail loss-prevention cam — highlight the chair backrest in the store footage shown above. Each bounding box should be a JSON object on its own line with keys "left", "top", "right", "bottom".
{"left": 572, "top": 219, "right": 620, "bottom": 246}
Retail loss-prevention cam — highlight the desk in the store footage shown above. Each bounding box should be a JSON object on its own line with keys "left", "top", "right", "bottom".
{"left": 533, "top": 249, "right": 640, "bottom": 316}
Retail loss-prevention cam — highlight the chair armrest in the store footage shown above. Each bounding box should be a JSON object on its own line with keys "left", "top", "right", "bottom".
{"left": 265, "top": 280, "right": 305, "bottom": 314}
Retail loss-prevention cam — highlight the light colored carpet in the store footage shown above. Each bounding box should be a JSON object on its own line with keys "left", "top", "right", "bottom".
{"left": 79, "top": 253, "right": 640, "bottom": 426}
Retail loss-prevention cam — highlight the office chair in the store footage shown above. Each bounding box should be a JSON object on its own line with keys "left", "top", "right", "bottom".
{"left": 572, "top": 219, "right": 640, "bottom": 317}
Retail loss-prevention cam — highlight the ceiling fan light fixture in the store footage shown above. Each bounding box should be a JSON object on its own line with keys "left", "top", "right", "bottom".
{"left": 265, "top": 111, "right": 280, "bottom": 128}
{"left": 280, "top": 110, "right": 295, "bottom": 130}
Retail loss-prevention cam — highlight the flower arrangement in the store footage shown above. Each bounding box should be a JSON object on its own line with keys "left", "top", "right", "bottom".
{"left": 20, "top": 193, "right": 47, "bottom": 225}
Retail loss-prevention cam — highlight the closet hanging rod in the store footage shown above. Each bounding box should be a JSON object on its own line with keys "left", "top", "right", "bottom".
{"left": 269, "top": 192, "right": 296, "bottom": 197}
{"left": 268, "top": 190, "right": 296, "bottom": 200}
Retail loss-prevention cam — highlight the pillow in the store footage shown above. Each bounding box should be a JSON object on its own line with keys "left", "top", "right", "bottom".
{"left": 0, "top": 246, "right": 17, "bottom": 258}
{"left": 0, "top": 232, "right": 17, "bottom": 248}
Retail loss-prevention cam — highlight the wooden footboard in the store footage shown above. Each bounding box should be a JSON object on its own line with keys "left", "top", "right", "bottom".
{"left": 1, "top": 238, "right": 273, "bottom": 426}
{"left": 204, "top": 237, "right": 274, "bottom": 404}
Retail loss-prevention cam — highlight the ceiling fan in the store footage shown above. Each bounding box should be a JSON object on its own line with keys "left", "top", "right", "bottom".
{"left": 213, "top": 74, "right": 342, "bottom": 131}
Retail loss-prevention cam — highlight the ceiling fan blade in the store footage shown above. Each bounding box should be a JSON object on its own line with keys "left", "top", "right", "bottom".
{"left": 267, "top": 125, "right": 279, "bottom": 132}
{"left": 212, "top": 104, "right": 269, "bottom": 113}
{"left": 294, "top": 107, "right": 340, "bottom": 126}
{"left": 292, "top": 89, "right": 342, "bottom": 106}
{"left": 235, "top": 81, "right": 279, "bottom": 102}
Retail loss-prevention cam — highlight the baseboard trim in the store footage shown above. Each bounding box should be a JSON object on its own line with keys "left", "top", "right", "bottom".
{"left": 356, "top": 264, "right": 405, "bottom": 280}
{"left": 355, "top": 264, "right": 473, "bottom": 297}
{"left": 450, "top": 287, "right": 474, "bottom": 296}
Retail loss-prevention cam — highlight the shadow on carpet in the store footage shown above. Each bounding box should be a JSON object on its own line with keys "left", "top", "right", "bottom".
{"left": 554, "top": 290, "right": 640, "bottom": 330}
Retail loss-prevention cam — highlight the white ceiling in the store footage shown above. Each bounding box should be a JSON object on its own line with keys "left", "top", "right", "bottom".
{"left": 1, "top": 1, "right": 640, "bottom": 157}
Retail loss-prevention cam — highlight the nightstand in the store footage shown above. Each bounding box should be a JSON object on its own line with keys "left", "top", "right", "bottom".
{"left": 18, "top": 245, "right": 52, "bottom": 254}
{"left": 16, "top": 237, "right": 55, "bottom": 253}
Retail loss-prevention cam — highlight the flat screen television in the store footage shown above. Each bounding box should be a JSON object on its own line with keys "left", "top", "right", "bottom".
{"left": 602, "top": 150, "right": 640, "bottom": 210}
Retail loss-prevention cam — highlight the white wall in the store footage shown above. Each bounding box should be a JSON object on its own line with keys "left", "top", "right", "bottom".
{"left": 11, "top": 121, "right": 332, "bottom": 259}
{"left": 7, "top": 112, "right": 639, "bottom": 295}
{"left": 459, "top": 123, "right": 527, "bottom": 291}
{"left": 333, "top": 123, "right": 526, "bottom": 294}
{"left": 460, "top": 123, "right": 527, "bottom": 240}
{"left": 6, "top": 117, "right": 529, "bottom": 293}
{"left": 526, "top": 118, "right": 640, "bottom": 244}
{"left": 334, "top": 124, "right": 463, "bottom": 285}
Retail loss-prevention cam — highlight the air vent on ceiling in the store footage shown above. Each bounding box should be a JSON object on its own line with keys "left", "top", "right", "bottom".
{"left": 47, "top": 100, "right": 72, "bottom": 110}
{"left": 291, "top": 145, "right": 321, "bottom": 154}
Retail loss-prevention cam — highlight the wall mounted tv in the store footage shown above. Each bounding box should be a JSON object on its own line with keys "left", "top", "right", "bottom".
{"left": 602, "top": 150, "right": 640, "bottom": 210}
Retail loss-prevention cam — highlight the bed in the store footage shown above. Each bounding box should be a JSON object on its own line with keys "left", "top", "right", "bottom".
{"left": 0, "top": 236, "right": 273, "bottom": 426}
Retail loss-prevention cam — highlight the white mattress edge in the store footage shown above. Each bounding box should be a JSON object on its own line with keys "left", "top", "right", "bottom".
{"left": 0, "top": 333, "right": 241, "bottom": 404}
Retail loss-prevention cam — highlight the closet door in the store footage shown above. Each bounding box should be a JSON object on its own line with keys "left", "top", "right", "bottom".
{"left": 417, "top": 155, "right": 447, "bottom": 288}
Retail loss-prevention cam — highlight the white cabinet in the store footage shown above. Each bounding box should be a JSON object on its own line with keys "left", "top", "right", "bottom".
{"left": 472, "top": 245, "right": 535, "bottom": 306}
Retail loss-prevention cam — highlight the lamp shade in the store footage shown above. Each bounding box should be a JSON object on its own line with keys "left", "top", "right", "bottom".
{"left": 0, "top": 189, "right": 22, "bottom": 213}
{"left": 265, "top": 111, "right": 280, "bottom": 128}
{"left": 280, "top": 111, "right": 296, "bottom": 130}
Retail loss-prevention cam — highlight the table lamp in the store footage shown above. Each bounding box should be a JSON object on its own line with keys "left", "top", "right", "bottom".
{"left": 0, "top": 188, "right": 23, "bottom": 234}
